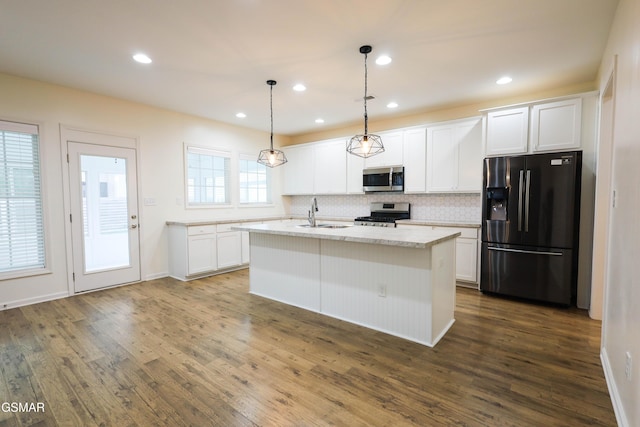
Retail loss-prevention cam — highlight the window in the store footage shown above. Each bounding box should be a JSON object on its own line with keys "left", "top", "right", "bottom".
{"left": 239, "top": 155, "right": 271, "bottom": 204}
{"left": 0, "top": 120, "right": 46, "bottom": 274}
{"left": 185, "top": 145, "right": 231, "bottom": 206}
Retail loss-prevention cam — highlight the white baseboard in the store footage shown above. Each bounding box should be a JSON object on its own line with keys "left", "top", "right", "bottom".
{"left": 0, "top": 291, "right": 69, "bottom": 311}
{"left": 144, "top": 272, "right": 169, "bottom": 281}
{"left": 601, "top": 346, "right": 629, "bottom": 427}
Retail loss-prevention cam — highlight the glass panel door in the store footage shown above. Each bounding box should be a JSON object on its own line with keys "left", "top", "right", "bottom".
{"left": 68, "top": 142, "right": 140, "bottom": 292}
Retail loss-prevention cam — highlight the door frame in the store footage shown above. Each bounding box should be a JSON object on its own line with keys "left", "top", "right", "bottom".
{"left": 60, "top": 125, "right": 142, "bottom": 295}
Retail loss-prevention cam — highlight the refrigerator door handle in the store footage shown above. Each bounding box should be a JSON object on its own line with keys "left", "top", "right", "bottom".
{"left": 488, "top": 246, "right": 563, "bottom": 256}
{"left": 524, "top": 170, "right": 531, "bottom": 232}
{"left": 518, "top": 170, "right": 524, "bottom": 231}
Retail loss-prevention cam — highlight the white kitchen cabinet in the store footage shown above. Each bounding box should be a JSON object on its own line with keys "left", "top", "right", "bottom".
{"left": 168, "top": 222, "right": 250, "bottom": 281}
{"left": 427, "top": 117, "right": 482, "bottom": 193}
{"left": 282, "top": 143, "right": 315, "bottom": 195}
{"left": 346, "top": 152, "right": 365, "bottom": 194}
{"left": 313, "top": 139, "right": 347, "bottom": 194}
{"left": 216, "top": 223, "right": 242, "bottom": 269}
{"left": 402, "top": 127, "right": 427, "bottom": 193}
{"left": 484, "top": 95, "right": 588, "bottom": 157}
{"left": 364, "top": 130, "right": 403, "bottom": 168}
{"left": 530, "top": 98, "right": 582, "bottom": 152}
{"left": 485, "top": 107, "right": 529, "bottom": 156}
{"left": 397, "top": 223, "right": 479, "bottom": 285}
{"left": 187, "top": 225, "right": 218, "bottom": 276}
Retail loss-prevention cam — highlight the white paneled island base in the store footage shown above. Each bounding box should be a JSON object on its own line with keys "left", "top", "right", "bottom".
{"left": 234, "top": 223, "right": 459, "bottom": 347}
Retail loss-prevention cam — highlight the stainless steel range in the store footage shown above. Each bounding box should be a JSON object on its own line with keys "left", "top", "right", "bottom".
{"left": 354, "top": 202, "right": 410, "bottom": 227}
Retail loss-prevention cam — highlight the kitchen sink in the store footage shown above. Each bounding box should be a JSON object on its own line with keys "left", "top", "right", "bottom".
{"left": 296, "top": 224, "right": 351, "bottom": 229}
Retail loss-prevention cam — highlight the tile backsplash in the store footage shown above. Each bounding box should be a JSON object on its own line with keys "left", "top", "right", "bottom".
{"left": 288, "top": 193, "right": 482, "bottom": 223}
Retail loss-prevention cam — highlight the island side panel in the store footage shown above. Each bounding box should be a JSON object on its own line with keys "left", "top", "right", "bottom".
{"left": 320, "top": 240, "right": 434, "bottom": 346}
{"left": 430, "top": 238, "right": 456, "bottom": 346}
{"left": 248, "top": 233, "right": 321, "bottom": 312}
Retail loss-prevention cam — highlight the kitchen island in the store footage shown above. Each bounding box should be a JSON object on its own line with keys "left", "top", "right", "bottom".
{"left": 232, "top": 222, "right": 460, "bottom": 347}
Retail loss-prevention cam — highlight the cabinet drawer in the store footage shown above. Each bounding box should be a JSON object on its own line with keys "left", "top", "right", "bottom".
{"left": 216, "top": 223, "right": 239, "bottom": 233}
{"left": 187, "top": 225, "right": 217, "bottom": 235}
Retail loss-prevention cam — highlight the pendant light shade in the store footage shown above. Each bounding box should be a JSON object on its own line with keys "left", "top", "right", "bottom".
{"left": 258, "top": 80, "right": 287, "bottom": 168}
{"left": 347, "top": 45, "right": 384, "bottom": 158}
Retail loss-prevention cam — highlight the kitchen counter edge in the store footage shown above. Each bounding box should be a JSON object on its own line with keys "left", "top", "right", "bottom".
{"left": 232, "top": 223, "right": 460, "bottom": 249}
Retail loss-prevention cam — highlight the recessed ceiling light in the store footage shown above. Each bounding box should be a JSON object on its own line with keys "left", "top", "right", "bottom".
{"left": 496, "top": 76, "right": 513, "bottom": 85}
{"left": 376, "top": 55, "right": 392, "bottom": 65}
{"left": 236, "top": 112, "right": 246, "bottom": 118}
{"left": 293, "top": 83, "right": 306, "bottom": 92}
{"left": 315, "top": 118, "right": 325, "bottom": 124}
{"left": 132, "top": 53, "right": 152, "bottom": 64}
{"left": 387, "top": 102, "right": 398, "bottom": 109}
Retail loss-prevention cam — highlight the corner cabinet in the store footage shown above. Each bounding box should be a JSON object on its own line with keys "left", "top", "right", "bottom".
{"left": 426, "top": 117, "right": 482, "bottom": 193}
{"left": 168, "top": 222, "right": 248, "bottom": 281}
{"left": 484, "top": 95, "right": 588, "bottom": 157}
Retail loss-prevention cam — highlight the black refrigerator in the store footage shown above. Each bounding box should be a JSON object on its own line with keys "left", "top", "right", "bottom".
{"left": 480, "top": 151, "right": 581, "bottom": 305}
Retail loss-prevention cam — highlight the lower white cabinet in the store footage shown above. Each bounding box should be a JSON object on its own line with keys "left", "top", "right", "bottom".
{"left": 168, "top": 222, "right": 248, "bottom": 281}
{"left": 398, "top": 224, "right": 479, "bottom": 285}
{"left": 188, "top": 230, "right": 218, "bottom": 275}
{"left": 217, "top": 223, "right": 242, "bottom": 269}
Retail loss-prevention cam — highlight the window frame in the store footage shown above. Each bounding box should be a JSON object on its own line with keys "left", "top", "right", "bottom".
{"left": 238, "top": 153, "right": 273, "bottom": 206}
{"left": 184, "top": 144, "right": 232, "bottom": 208}
{"left": 0, "top": 119, "right": 50, "bottom": 280}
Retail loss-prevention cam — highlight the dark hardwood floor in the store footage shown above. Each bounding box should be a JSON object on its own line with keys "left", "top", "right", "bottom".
{"left": 0, "top": 269, "right": 616, "bottom": 426}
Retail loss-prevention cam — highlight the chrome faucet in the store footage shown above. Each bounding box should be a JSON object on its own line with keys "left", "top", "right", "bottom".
{"left": 308, "top": 197, "right": 318, "bottom": 227}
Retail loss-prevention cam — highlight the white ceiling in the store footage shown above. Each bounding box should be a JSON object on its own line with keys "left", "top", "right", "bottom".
{"left": 0, "top": 0, "right": 618, "bottom": 136}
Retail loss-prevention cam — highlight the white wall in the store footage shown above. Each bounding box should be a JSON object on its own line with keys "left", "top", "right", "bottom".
{"left": 0, "top": 73, "right": 287, "bottom": 309}
{"left": 597, "top": 0, "right": 640, "bottom": 425}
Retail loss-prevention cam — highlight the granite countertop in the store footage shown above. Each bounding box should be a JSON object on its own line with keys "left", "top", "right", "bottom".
{"left": 166, "top": 217, "right": 480, "bottom": 229}
{"left": 166, "top": 216, "right": 285, "bottom": 226}
{"left": 396, "top": 219, "right": 481, "bottom": 228}
{"left": 232, "top": 221, "right": 460, "bottom": 249}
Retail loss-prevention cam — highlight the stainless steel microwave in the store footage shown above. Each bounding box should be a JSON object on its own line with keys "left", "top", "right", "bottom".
{"left": 363, "top": 166, "right": 404, "bottom": 193}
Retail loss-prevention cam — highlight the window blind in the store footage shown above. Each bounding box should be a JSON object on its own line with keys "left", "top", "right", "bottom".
{"left": 0, "top": 120, "right": 45, "bottom": 273}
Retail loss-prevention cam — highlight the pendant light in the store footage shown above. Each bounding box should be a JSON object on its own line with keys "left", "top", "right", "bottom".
{"left": 347, "top": 45, "right": 384, "bottom": 158}
{"left": 258, "top": 80, "right": 287, "bottom": 167}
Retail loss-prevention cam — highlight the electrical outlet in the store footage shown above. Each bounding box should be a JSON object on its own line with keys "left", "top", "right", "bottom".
{"left": 625, "top": 352, "right": 632, "bottom": 381}
{"left": 378, "top": 284, "right": 387, "bottom": 298}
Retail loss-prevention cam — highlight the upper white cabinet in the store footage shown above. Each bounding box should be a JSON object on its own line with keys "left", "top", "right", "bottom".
{"left": 485, "top": 107, "right": 529, "bottom": 156}
{"left": 484, "top": 95, "right": 585, "bottom": 157}
{"left": 402, "top": 127, "right": 427, "bottom": 193}
{"left": 313, "top": 139, "right": 347, "bottom": 194}
{"left": 427, "top": 117, "right": 482, "bottom": 193}
{"left": 282, "top": 144, "right": 315, "bottom": 195}
{"left": 364, "top": 130, "right": 403, "bottom": 168}
{"left": 346, "top": 152, "right": 365, "bottom": 194}
{"left": 530, "top": 98, "right": 582, "bottom": 152}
